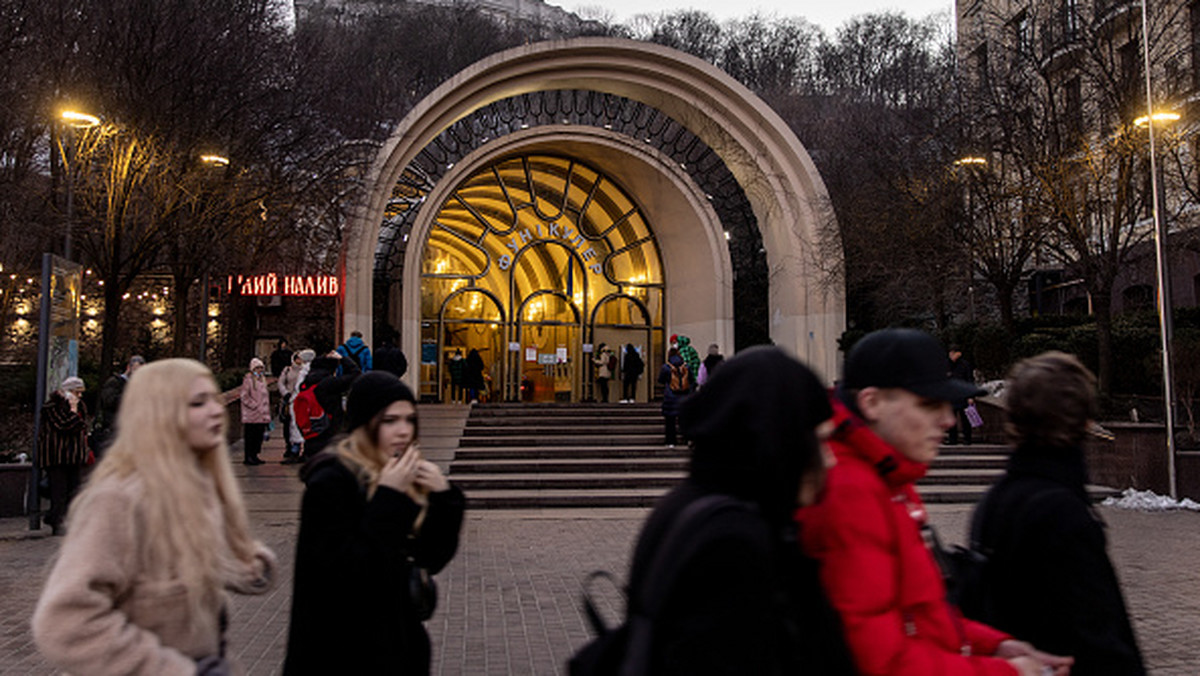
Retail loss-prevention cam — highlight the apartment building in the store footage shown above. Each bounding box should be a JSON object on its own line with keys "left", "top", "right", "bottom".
{"left": 954, "top": 0, "right": 1200, "bottom": 315}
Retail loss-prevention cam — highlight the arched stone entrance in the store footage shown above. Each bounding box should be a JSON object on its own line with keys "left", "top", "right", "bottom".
{"left": 344, "top": 38, "right": 844, "bottom": 396}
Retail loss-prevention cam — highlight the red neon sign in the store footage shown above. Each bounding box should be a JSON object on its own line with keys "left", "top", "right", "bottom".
{"left": 227, "top": 274, "right": 340, "bottom": 297}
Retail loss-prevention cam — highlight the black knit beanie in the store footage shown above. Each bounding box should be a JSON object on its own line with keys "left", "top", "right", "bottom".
{"left": 345, "top": 372, "right": 416, "bottom": 432}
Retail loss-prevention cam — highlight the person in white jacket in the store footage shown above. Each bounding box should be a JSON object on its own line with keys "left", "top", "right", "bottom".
{"left": 282, "top": 349, "right": 315, "bottom": 464}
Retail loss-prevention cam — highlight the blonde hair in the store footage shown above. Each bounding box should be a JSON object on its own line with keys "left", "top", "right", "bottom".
{"left": 67, "top": 359, "right": 257, "bottom": 624}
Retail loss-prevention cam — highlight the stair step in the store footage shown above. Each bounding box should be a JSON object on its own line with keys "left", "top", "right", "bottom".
{"left": 460, "top": 435, "right": 665, "bottom": 447}
{"left": 918, "top": 469, "right": 1004, "bottom": 486}
{"left": 465, "top": 416, "right": 662, "bottom": 427}
{"left": 451, "top": 457, "right": 687, "bottom": 474}
{"left": 463, "top": 487, "right": 669, "bottom": 509}
{"left": 462, "top": 425, "right": 664, "bottom": 436}
{"left": 930, "top": 456, "right": 1008, "bottom": 469}
{"left": 454, "top": 446, "right": 687, "bottom": 460}
{"left": 453, "top": 472, "right": 686, "bottom": 490}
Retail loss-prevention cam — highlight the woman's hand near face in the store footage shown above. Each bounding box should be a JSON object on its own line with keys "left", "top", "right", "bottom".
{"left": 378, "top": 446, "right": 421, "bottom": 496}
{"left": 413, "top": 460, "right": 450, "bottom": 494}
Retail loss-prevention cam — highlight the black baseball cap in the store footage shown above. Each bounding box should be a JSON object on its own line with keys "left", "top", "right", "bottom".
{"left": 841, "top": 329, "right": 986, "bottom": 403}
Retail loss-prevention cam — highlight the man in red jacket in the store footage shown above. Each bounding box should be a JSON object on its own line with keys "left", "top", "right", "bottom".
{"left": 795, "top": 329, "right": 1072, "bottom": 676}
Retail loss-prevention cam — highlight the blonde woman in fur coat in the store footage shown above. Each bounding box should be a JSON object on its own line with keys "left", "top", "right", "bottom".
{"left": 32, "top": 359, "right": 277, "bottom": 676}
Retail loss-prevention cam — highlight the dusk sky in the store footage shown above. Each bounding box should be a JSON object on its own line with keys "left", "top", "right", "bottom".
{"left": 560, "top": 0, "right": 955, "bottom": 34}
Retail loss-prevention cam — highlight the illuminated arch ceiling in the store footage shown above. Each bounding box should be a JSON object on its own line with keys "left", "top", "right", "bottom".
{"left": 374, "top": 89, "right": 765, "bottom": 343}
{"left": 421, "top": 154, "right": 663, "bottom": 326}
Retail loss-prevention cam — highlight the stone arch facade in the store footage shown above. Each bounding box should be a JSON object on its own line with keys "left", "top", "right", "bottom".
{"left": 344, "top": 37, "right": 844, "bottom": 384}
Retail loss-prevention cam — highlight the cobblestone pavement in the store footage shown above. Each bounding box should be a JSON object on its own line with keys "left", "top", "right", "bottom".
{"left": 2, "top": 438, "right": 1198, "bottom": 674}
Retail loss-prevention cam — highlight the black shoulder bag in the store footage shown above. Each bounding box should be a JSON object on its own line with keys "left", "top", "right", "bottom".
{"left": 568, "top": 494, "right": 742, "bottom": 676}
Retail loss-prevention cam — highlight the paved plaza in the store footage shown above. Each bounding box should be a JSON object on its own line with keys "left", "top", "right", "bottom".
{"left": 1, "top": 431, "right": 1198, "bottom": 674}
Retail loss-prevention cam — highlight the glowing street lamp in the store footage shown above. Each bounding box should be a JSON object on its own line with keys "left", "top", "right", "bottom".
{"left": 953, "top": 156, "right": 988, "bottom": 166}
{"left": 1133, "top": 111, "right": 1181, "bottom": 128}
{"left": 60, "top": 109, "right": 100, "bottom": 128}
{"left": 200, "top": 154, "right": 230, "bottom": 167}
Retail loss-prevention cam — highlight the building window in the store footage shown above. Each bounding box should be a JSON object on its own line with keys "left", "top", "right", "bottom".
{"left": 1119, "top": 40, "right": 1141, "bottom": 114}
{"left": 1122, "top": 284, "right": 1154, "bottom": 312}
{"left": 1012, "top": 11, "right": 1032, "bottom": 55}
{"left": 1065, "top": 76, "right": 1083, "bottom": 140}
{"left": 1191, "top": 2, "right": 1200, "bottom": 89}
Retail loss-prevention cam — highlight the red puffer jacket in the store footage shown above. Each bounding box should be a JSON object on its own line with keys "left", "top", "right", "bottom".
{"left": 795, "top": 399, "right": 1016, "bottom": 676}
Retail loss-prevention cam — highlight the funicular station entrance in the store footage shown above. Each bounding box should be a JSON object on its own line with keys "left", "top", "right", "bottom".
{"left": 341, "top": 38, "right": 845, "bottom": 403}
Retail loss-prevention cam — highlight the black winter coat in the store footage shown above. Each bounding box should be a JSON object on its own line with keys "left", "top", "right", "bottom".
{"left": 626, "top": 481, "right": 854, "bottom": 675}
{"left": 970, "top": 446, "right": 1145, "bottom": 675}
{"left": 284, "top": 455, "right": 465, "bottom": 675}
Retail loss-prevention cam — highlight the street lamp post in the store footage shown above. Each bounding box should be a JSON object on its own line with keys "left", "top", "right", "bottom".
{"left": 57, "top": 110, "right": 100, "bottom": 262}
{"left": 198, "top": 154, "right": 230, "bottom": 365}
{"left": 1139, "top": 0, "right": 1178, "bottom": 498}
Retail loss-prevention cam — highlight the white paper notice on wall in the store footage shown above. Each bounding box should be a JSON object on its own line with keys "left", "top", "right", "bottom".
{"left": 525, "top": 347, "right": 537, "bottom": 362}
{"left": 582, "top": 343, "right": 593, "bottom": 353}
{"left": 509, "top": 342, "right": 520, "bottom": 352}
{"left": 556, "top": 347, "right": 568, "bottom": 363}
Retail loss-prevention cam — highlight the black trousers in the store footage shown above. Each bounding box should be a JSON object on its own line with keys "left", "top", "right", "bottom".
{"left": 45, "top": 464, "right": 82, "bottom": 527}
{"left": 596, "top": 377, "right": 610, "bottom": 402}
{"left": 665, "top": 415, "right": 678, "bottom": 445}
{"left": 243, "top": 422, "right": 267, "bottom": 461}
{"left": 948, "top": 409, "right": 973, "bottom": 445}
{"left": 623, "top": 378, "right": 637, "bottom": 401}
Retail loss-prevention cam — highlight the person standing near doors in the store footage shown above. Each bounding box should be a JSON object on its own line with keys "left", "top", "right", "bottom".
{"left": 594, "top": 344, "right": 616, "bottom": 403}
{"left": 620, "top": 343, "right": 644, "bottom": 403}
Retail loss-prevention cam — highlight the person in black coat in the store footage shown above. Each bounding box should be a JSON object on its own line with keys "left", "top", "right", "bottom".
{"left": 284, "top": 372, "right": 465, "bottom": 675}
{"left": 623, "top": 346, "right": 855, "bottom": 675}
{"left": 620, "top": 343, "right": 643, "bottom": 403}
{"left": 463, "top": 348, "right": 486, "bottom": 403}
{"left": 970, "top": 352, "right": 1144, "bottom": 675}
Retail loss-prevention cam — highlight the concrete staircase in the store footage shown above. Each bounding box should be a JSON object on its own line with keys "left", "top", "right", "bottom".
{"left": 448, "top": 404, "right": 1116, "bottom": 508}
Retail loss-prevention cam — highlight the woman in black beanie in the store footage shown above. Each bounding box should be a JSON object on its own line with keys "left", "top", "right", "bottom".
{"left": 621, "top": 346, "right": 855, "bottom": 675}
{"left": 284, "top": 372, "right": 465, "bottom": 675}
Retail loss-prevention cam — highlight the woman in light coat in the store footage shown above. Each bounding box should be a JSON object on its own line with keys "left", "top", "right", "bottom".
{"left": 32, "top": 358, "right": 276, "bottom": 676}
{"left": 240, "top": 357, "right": 271, "bottom": 465}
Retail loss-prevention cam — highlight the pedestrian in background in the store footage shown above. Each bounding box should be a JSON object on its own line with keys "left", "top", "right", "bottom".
{"left": 269, "top": 338, "right": 293, "bottom": 377}
{"left": 593, "top": 343, "right": 615, "bottom": 403}
{"left": 38, "top": 375, "right": 90, "bottom": 536}
{"left": 278, "top": 350, "right": 306, "bottom": 462}
{"left": 295, "top": 349, "right": 362, "bottom": 460}
{"left": 447, "top": 348, "right": 465, "bottom": 403}
{"left": 676, "top": 335, "right": 701, "bottom": 386}
{"left": 795, "top": 329, "right": 1073, "bottom": 676}
{"left": 240, "top": 357, "right": 270, "bottom": 465}
{"left": 375, "top": 331, "right": 409, "bottom": 378}
{"left": 337, "top": 329, "right": 373, "bottom": 371}
{"left": 33, "top": 359, "right": 276, "bottom": 675}
{"left": 464, "top": 348, "right": 486, "bottom": 404}
{"left": 657, "top": 346, "right": 691, "bottom": 447}
{"left": 697, "top": 343, "right": 724, "bottom": 387}
{"left": 970, "top": 352, "right": 1145, "bottom": 674}
{"left": 92, "top": 355, "right": 144, "bottom": 456}
{"left": 620, "top": 343, "right": 643, "bottom": 403}
{"left": 284, "top": 372, "right": 464, "bottom": 675}
{"left": 619, "top": 347, "right": 855, "bottom": 674}
{"left": 948, "top": 345, "right": 977, "bottom": 445}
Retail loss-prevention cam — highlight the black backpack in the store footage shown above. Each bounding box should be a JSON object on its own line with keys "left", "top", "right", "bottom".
{"left": 567, "top": 495, "right": 742, "bottom": 676}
